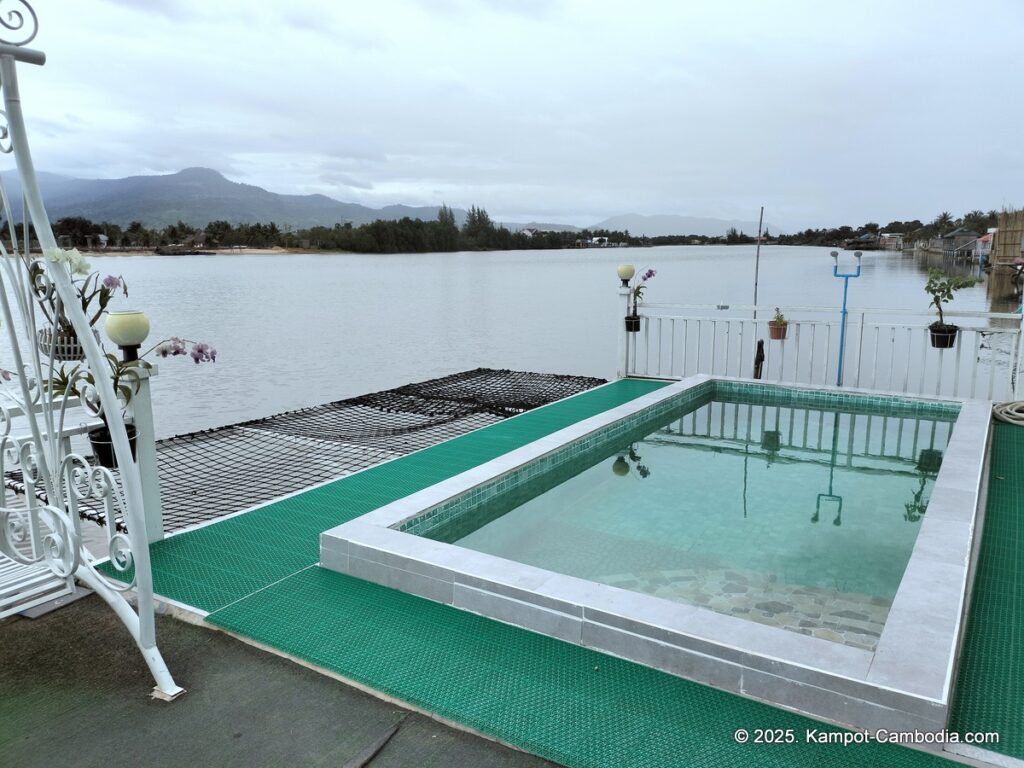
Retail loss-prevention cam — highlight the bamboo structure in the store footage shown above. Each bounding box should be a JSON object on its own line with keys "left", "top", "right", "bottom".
{"left": 993, "top": 210, "right": 1024, "bottom": 264}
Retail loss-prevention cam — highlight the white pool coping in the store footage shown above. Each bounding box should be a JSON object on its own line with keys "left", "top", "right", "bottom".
{"left": 321, "top": 375, "right": 991, "bottom": 736}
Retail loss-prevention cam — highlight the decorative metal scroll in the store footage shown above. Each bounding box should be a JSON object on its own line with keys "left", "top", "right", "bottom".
{"left": 0, "top": 3, "right": 182, "bottom": 699}
{"left": 0, "top": 1, "right": 37, "bottom": 47}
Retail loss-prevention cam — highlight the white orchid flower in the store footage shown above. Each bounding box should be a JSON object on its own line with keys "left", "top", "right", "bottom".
{"left": 43, "top": 246, "right": 91, "bottom": 275}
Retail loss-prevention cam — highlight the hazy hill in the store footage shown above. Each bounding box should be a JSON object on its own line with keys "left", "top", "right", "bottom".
{"left": 0, "top": 167, "right": 780, "bottom": 237}
{"left": 503, "top": 221, "right": 581, "bottom": 233}
{"left": 592, "top": 213, "right": 781, "bottom": 237}
{"left": 0, "top": 167, "right": 468, "bottom": 229}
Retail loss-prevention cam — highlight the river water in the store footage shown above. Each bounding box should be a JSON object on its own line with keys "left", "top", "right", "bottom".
{"left": 80, "top": 246, "right": 1010, "bottom": 438}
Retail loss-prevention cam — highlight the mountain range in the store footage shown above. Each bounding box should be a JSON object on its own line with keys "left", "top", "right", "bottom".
{"left": 0, "top": 167, "right": 777, "bottom": 236}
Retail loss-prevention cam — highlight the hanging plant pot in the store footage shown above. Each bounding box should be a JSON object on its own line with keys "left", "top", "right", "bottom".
{"left": 87, "top": 424, "right": 138, "bottom": 469}
{"left": 625, "top": 315, "right": 641, "bottom": 333}
{"left": 36, "top": 327, "right": 99, "bottom": 362}
{"left": 767, "top": 321, "right": 788, "bottom": 341}
{"left": 761, "top": 430, "right": 781, "bottom": 452}
{"left": 929, "top": 323, "right": 959, "bottom": 349}
{"left": 916, "top": 448, "right": 944, "bottom": 474}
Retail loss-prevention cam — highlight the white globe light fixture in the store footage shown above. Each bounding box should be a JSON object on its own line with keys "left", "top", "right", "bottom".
{"left": 617, "top": 263, "right": 636, "bottom": 287}
{"left": 105, "top": 310, "right": 150, "bottom": 361}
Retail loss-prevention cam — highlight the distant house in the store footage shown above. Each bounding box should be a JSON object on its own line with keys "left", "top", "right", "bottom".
{"left": 879, "top": 232, "right": 903, "bottom": 250}
{"left": 590, "top": 236, "right": 609, "bottom": 247}
{"left": 520, "top": 228, "right": 537, "bottom": 238}
{"left": 941, "top": 226, "right": 980, "bottom": 257}
{"left": 843, "top": 232, "right": 879, "bottom": 250}
{"left": 977, "top": 230, "right": 995, "bottom": 261}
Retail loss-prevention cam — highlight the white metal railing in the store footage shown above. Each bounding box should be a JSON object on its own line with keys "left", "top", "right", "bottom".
{"left": 663, "top": 399, "right": 955, "bottom": 466}
{"left": 622, "top": 302, "right": 1024, "bottom": 401}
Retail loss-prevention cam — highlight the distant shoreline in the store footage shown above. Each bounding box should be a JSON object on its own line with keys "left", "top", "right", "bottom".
{"left": 73, "top": 246, "right": 331, "bottom": 257}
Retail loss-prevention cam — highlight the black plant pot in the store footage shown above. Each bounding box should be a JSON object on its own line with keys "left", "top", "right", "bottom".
{"left": 929, "top": 323, "right": 959, "bottom": 349}
{"left": 916, "top": 448, "right": 944, "bottom": 474}
{"left": 761, "top": 430, "right": 781, "bottom": 452}
{"left": 88, "top": 424, "right": 138, "bottom": 469}
{"left": 625, "top": 315, "right": 641, "bottom": 333}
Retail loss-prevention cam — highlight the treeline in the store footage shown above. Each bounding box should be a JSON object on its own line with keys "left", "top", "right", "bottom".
{"left": 775, "top": 210, "right": 1001, "bottom": 247}
{"left": 45, "top": 207, "right": 649, "bottom": 254}
{"left": 45, "top": 207, "right": 1004, "bottom": 254}
{"left": 650, "top": 227, "right": 759, "bottom": 246}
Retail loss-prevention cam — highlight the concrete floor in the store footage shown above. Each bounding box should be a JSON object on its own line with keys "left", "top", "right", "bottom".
{"left": 0, "top": 596, "right": 558, "bottom": 768}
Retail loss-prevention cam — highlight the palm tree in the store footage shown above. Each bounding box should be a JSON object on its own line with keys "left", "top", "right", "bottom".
{"left": 933, "top": 211, "right": 954, "bottom": 232}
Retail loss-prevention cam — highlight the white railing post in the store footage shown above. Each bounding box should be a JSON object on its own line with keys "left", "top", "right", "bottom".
{"left": 127, "top": 367, "right": 163, "bottom": 543}
{"left": 617, "top": 286, "right": 630, "bottom": 378}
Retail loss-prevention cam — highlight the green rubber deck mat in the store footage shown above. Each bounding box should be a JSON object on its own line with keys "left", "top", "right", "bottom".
{"left": 948, "top": 422, "right": 1024, "bottom": 759}
{"left": 111, "top": 378, "right": 669, "bottom": 612}
{"left": 114, "top": 377, "right": 1021, "bottom": 766}
{"left": 207, "top": 567, "right": 950, "bottom": 768}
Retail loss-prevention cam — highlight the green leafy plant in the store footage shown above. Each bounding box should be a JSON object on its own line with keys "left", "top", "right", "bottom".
{"left": 771, "top": 307, "right": 787, "bottom": 326}
{"left": 30, "top": 256, "right": 127, "bottom": 333}
{"left": 46, "top": 338, "right": 215, "bottom": 414}
{"left": 628, "top": 268, "right": 657, "bottom": 314}
{"left": 46, "top": 355, "right": 150, "bottom": 410}
{"left": 925, "top": 269, "right": 981, "bottom": 328}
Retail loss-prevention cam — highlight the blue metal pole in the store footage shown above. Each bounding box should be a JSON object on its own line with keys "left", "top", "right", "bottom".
{"left": 836, "top": 274, "right": 850, "bottom": 386}
{"left": 832, "top": 251, "right": 862, "bottom": 387}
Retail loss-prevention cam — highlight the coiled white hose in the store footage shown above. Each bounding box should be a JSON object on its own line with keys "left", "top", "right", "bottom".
{"left": 993, "top": 401, "right": 1024, "bottom": 425}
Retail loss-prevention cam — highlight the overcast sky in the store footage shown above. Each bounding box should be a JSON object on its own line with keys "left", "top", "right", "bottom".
{"left": 15, "top": 0, "right": 1024, "bottom": 229}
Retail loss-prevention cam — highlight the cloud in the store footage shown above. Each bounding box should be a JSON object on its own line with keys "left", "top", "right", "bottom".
{"left": 100, "top": 0, "right": 197, "bottom": 21}
{"left": 19, "top": 0, "right": 1024, "bottom": 229}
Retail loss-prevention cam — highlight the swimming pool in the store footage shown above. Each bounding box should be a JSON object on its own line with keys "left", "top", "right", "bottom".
{"left": 322, "top": 376, "right": 990, "bottom": 735}
{"left": 409, "top": 391, "right": 956, "bottom": 650}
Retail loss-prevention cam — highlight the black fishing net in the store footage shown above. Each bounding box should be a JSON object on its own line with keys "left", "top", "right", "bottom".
{"left": 5, "top": 368, "right": 605, "bottom": 533}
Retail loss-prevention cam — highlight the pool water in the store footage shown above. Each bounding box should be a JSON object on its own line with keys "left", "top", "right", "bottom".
{"left": 440, "top": 397, "right": 955, "bottom": 649}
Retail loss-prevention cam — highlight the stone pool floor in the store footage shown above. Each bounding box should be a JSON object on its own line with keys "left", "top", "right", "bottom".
{"left": 603, "top": 566, "right": 890, "bottom": 650}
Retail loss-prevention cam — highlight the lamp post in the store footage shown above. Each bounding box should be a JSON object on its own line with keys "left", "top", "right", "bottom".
{"left": 831, "top": 250, "right": 861, "bottom": 386}
{"left": 103, "top": 309, "right": 165, "bottom": 543}
{"left": 105, "top": 309, "right": 150, "bottom": 361}
{"left": 616, "top": 264, "right": 635, "bottom": 378}
{"left": 617, "top": 263, "right": 635, "bottom": 288}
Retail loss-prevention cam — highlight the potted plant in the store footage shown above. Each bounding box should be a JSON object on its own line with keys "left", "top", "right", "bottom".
{"left": 905, "top": 449, "right": 942, "bottom": 522}
{"left": 925, "top": 269, "right": 981, "bottom": 349}
{"left": 48, "top": 336, "right": 216, "bottom": 468}
{"left": 625, "top": 268, "right": 656, "bottom": 333}
{"left": 904, "top": 473, "right": 930, "bottom": 522}
{"left": 916, "top": 448, "right": 943, "bottom": 474}
{"left": 768, "top": 307, "right": 788, "bottom": 340}
{"left": 761, "top": 429, "right": 782, "bottom": 452}
{"left": 611, "top": 445, "right": 651, "bottom": 478}
{"left": 30, "top": 249, "right": 127, "bottom": 361}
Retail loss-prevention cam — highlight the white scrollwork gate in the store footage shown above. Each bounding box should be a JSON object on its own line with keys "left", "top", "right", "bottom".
{"left": 0, "top": 3, "right": 182, "bottom": 699}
